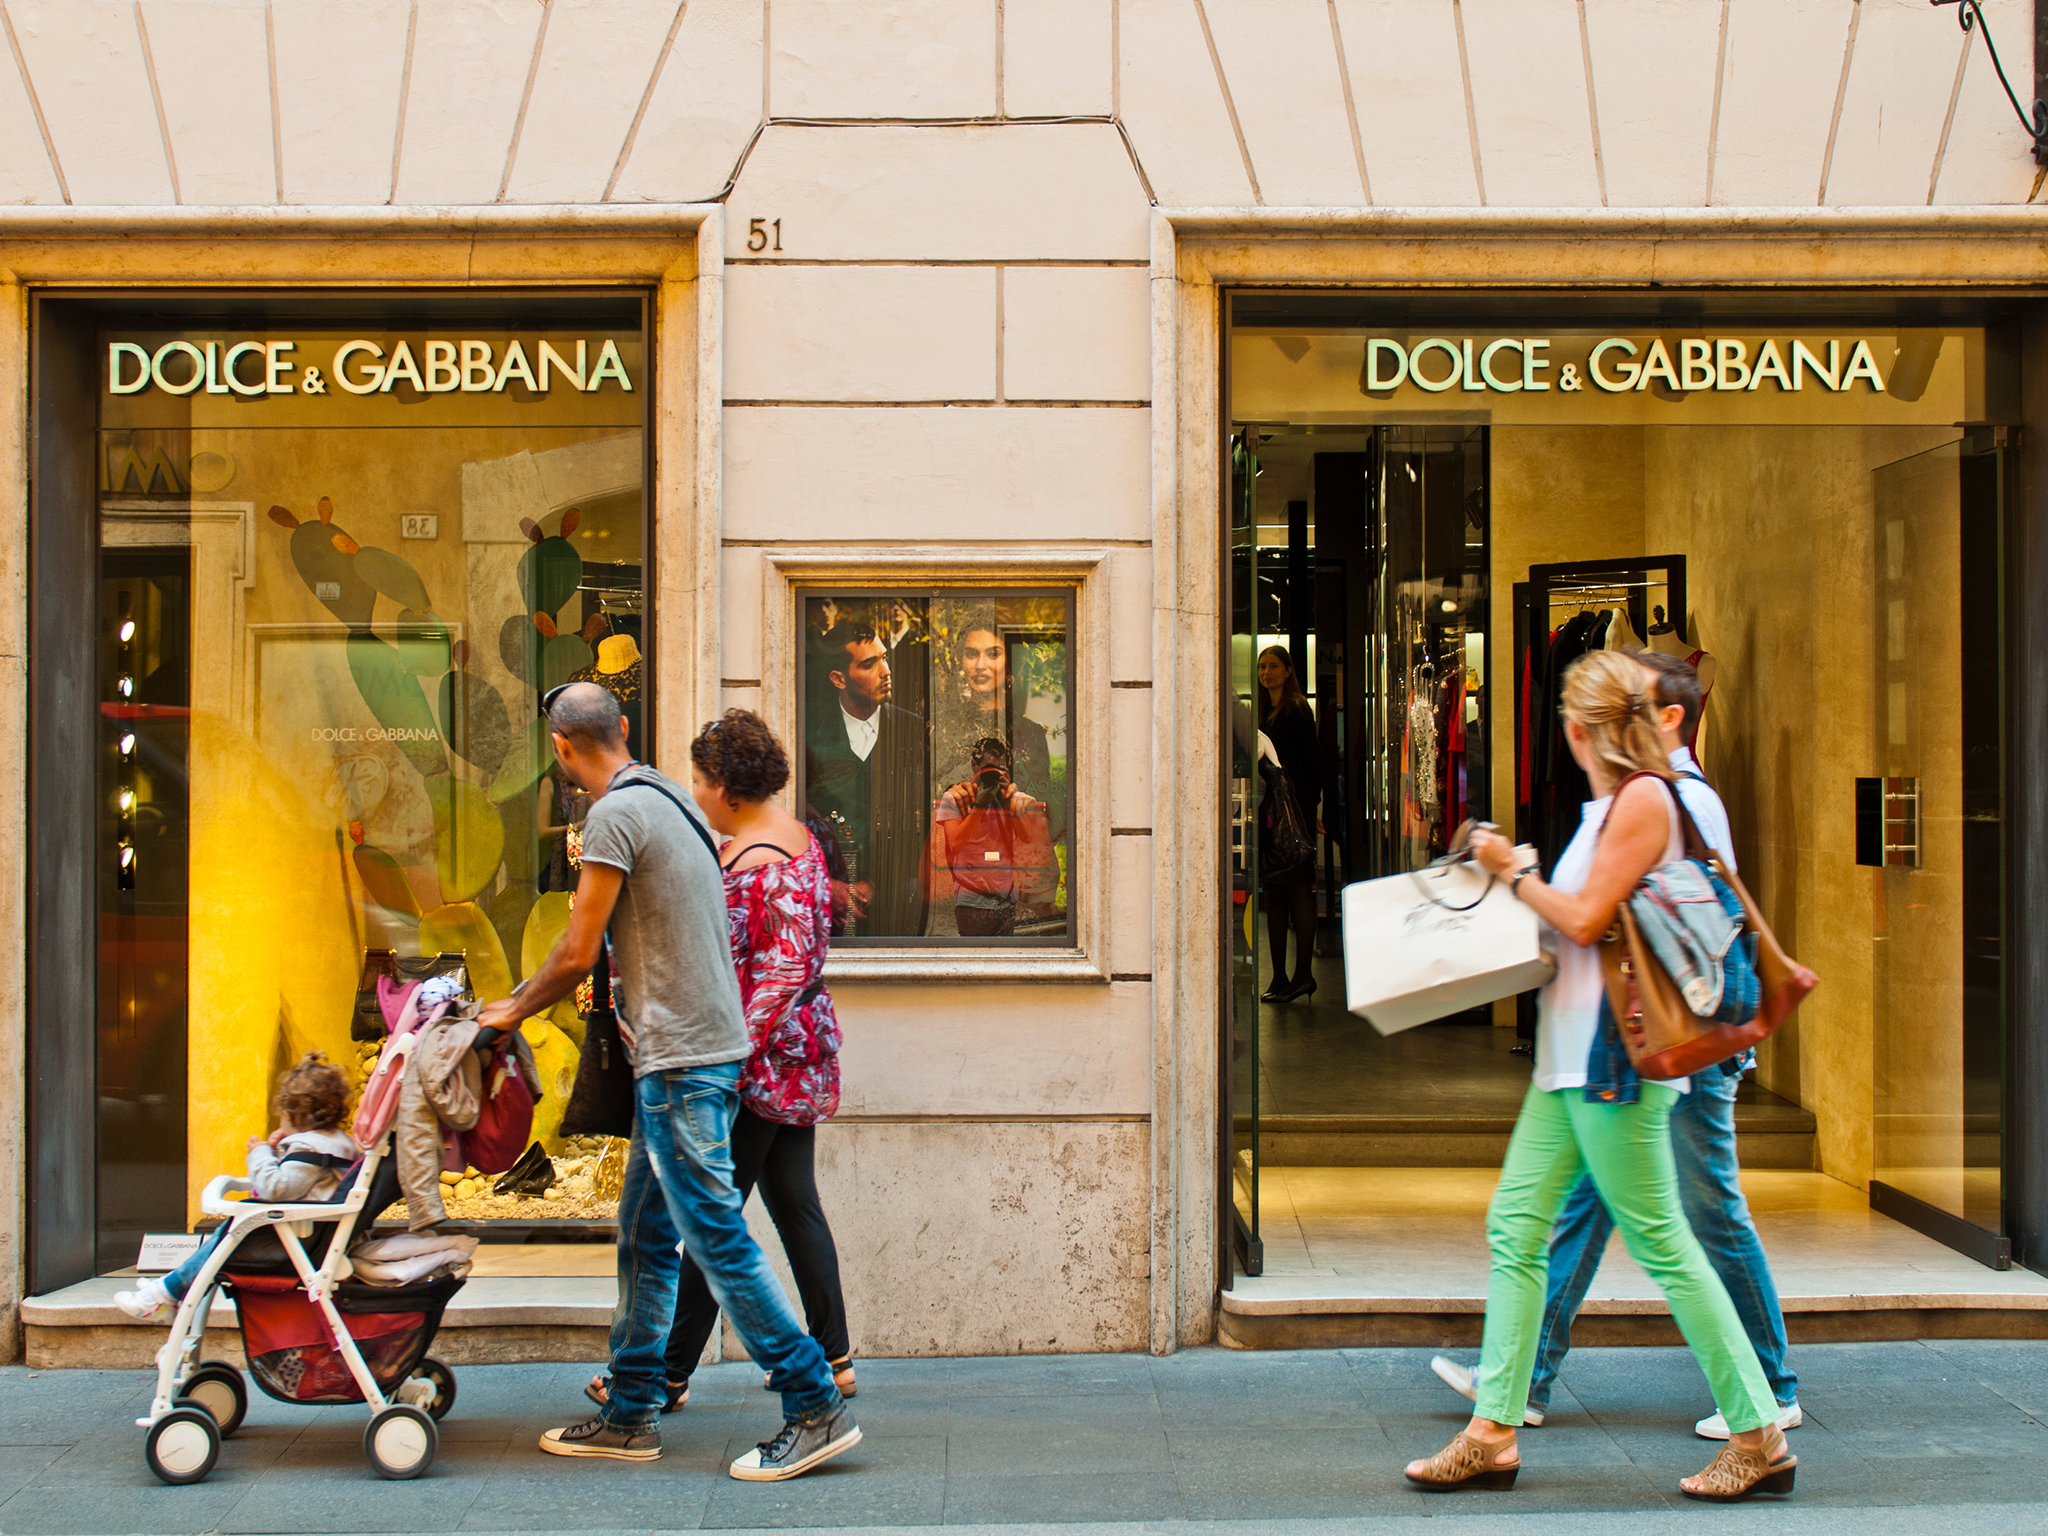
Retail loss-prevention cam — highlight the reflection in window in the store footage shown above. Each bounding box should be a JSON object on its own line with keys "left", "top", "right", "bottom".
{"left": 799, "top": 591, "right": 1073, "bottom": 945}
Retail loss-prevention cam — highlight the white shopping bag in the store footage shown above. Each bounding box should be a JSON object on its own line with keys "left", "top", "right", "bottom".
{"left": 1341, "top": 859, "right": 1557, "bottom": 1035}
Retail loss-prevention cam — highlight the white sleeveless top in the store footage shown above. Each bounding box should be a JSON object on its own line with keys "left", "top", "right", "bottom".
{"left": 1534, "top": 787, "right": 1688, "bottom": 1095}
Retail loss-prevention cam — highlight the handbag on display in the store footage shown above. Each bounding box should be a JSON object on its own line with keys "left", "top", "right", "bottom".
{"left": 351, "top": 949, "right": 467, "bottom": 1041}
{"left": 463, "top": 1034, "right": 541, "bottom": 1174}
{"left": 1597, "top": 772, "right": 1818, "bottom": 1080}
{"left": 557, "top": 955, "right": 634, "bottom": 1140}
{"left": 1339, "top": 823, "right": 1557, "bottom": 1034}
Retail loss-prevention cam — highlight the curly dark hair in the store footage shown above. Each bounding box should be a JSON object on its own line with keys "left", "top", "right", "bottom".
{"left": 275, "top": 1052, "right": 349, "bottom": 1132}
{"left": 690, "top": 708, "right": 791, "bottom": 803}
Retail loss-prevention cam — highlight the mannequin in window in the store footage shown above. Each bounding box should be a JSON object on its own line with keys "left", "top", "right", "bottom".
{"left": 1647, "top": 606, "right": 1716, "bottom": 764}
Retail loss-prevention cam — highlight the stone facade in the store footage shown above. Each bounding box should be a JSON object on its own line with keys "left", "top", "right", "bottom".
{"left": 0, "top": 0, "right": 2041, "bottom": 1359}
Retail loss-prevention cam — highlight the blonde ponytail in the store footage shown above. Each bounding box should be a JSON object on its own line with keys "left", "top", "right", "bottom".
{"left": 1560, "top": 649, "right": 1670, "bottom": 788}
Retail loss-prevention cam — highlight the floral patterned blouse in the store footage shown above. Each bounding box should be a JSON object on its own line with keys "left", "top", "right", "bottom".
{"left": 725, "top": 834, "right": 841, "bottom": 1126}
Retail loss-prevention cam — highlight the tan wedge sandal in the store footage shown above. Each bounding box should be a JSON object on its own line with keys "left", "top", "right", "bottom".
{"left": 1681, "top": 1426, "right": 1796, "bottom": 1501}
{"left": 1403, "top": 1431, "right": 1520, "bottom": 1491}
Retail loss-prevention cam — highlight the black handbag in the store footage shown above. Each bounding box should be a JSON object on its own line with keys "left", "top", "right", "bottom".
{"left": 1257, "top": 759, "right": 1315, "bottom": 887}
{"left": 557, "top": 955, "right": 634, "bottom": 1140}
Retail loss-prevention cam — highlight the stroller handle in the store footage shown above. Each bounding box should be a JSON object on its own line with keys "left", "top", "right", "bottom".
{"left": 199, "top": 1175, "right": 255, "bottom": 1215}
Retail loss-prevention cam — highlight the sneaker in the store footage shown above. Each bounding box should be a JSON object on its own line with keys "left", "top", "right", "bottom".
{"left": 728, "top": 1403, "right": 862, "bottom": 1482}
{"left": 1695, "top": 1402, "right": 1802, "bottom": 1441}
{"left": 114, "top": 1277, "right": 173, "bottom": 1323}
{"left": 1428, "top": 1355, "right": 1545, "bottom": 1427}
{"left": 539, "top": 1415, "right": 661, "bottom": 1461}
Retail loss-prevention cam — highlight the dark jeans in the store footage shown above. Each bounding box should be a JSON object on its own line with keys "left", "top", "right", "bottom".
{"left": 955, "top": 903, "right": 1015, "bottom": 937}
{"left": 663, "top": 1110, "right": 850, "bottom": 1382}
{"left": 1528, "top": 1059, "right": 1798, "bottom": 1413}
{"left": 606, "top": 1064, "right": 839, "bottom": 1427}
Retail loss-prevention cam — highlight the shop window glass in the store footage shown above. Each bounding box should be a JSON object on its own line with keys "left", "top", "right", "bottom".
{"left": 95, "top": 299, "right": 646, "bottom": 1262}
{"left": 798, "top": 591, "right": 1074, "bottom": 945}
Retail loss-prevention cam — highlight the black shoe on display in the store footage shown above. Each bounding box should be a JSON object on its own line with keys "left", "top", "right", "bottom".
{"left": 728, "top": 1403, "right": 862, "bottom": 1482}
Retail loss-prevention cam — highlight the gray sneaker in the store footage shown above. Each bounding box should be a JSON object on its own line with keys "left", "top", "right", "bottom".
{"left": 539, "top": 1415, "right": 661, "bottom": 1461}
{"left": 728, "top": 1403, "right": 862, "bottom": 1482}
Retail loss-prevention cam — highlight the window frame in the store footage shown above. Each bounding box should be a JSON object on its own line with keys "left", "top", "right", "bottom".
{"left": 762, "top": 547, "right": 1114, "bottom": 983}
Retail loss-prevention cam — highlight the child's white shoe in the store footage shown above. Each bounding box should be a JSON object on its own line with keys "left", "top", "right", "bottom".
{"left": 114, "top": 1277, "right": 173, "bottom": 1322}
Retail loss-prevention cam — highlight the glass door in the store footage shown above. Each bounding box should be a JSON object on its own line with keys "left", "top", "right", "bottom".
{"left": 1227, "top": 427, "right": 1264, "bottom": 1274}
{"left": 1868, "top": 434, "right": 2008, "bottom": 1267}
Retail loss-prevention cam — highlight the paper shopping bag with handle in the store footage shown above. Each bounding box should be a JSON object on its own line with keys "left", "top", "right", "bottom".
{"left": 1340, "top": 858, "right": 1556, "bottom": 1035}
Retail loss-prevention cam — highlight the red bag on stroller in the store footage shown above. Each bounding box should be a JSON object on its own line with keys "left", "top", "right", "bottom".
{"left": 226, "top": 1271, "right": 463, "bottom": 1406}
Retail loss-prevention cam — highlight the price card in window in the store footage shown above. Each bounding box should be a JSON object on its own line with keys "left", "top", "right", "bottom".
{"left": 136, "top": 1233, "right": 203, "bottom": 1273}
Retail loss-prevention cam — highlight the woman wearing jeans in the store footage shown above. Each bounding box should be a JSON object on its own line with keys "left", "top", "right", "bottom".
{"left": 1405, "top": 650, "right": 1792, "bottom": 1502}
{"left": 586, "top": 709, "right": 854, "bottom": 1413}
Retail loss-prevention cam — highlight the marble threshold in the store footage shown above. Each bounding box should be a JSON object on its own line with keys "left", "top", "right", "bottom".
{"left": 1225, "top": 1166, "right": 2048, "bottom": 1316}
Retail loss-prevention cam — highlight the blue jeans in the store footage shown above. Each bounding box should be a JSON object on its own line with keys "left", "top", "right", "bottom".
{"left": 607, "top": 1063, "right": 840, "bottom": 1428}
{"left": 162, "top": 1225, "right": 230, "bottom": 1301}
{"left": 1528, "top": 1060, "right": 1798, "bottom": 1414}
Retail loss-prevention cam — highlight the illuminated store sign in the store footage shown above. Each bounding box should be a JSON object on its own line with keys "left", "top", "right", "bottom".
{"left": 107, "top": 337, "right": 635, "bottom": 397}
{"left": 1360, "top": 335, "right": 1888, "bottom": 395}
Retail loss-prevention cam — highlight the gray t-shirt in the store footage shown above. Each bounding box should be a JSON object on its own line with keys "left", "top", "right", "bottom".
{"left": 578, "top": 764, "right": 748, "bottom": 1076}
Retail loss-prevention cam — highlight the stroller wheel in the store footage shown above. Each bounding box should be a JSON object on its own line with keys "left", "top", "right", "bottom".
{"left": 146, "top": 1406, "right": 219, "bottom": 1485}
{"left": 412, "top": 1356, "right": 457, "bottom": 1421}
{"left": 364, "top": 1404, "right": 436, "bottom": 1480}
{"left": 179, "top": 1363, "right": 247, "bottom": 1437}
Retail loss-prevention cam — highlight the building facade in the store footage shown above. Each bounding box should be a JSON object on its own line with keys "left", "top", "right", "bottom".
{"left": 3, "top": 0, "right": 2047, "bottom": 1359}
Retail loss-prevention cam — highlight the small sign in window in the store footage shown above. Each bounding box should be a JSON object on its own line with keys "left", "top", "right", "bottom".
{"left": 136, "top": 1233, "right": 203, "bottom": 1273}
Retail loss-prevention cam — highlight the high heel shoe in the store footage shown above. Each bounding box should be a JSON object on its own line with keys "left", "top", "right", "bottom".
{"left": 1403, "top": 1431, "right": 1520, "bottom": 1491}
{"left": 1680, "top": 1427, "right": 1796, "bottom": 1501}
{"left": 1259, "top": 983, "right": 1289, "bottom": 1003}
{"left": 1280, "top": 974, "right": 1317, "bottom": 1002}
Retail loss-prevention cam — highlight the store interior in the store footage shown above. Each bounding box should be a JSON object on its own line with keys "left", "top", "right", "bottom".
{"left": 1227, "top": 311, "right": 2008, "bottom": 1280}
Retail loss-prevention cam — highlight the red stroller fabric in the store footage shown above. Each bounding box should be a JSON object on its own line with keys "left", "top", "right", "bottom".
{"left": 226, "top": 1273, "right": 433, "bottom": 1406}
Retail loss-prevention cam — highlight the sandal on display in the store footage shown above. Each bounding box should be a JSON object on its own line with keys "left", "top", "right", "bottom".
{"left": 1680, "top": 1427, "right": 1796, "bottom": 1501}
{"left": 1403, "top": 1431, "right": 1520, "bottom": 1491}
{"left": 585, "top": 1374, "right": 689, "bottom": 1414}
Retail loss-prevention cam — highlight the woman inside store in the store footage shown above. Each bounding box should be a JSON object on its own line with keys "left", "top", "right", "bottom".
{"left": 1410, "top": 650, "right": 1790, "bottom": 1502}
{"left": 1255, "top": 645, "right": 1321, "bottom": 1002}
{"left": 584, "top": 709, "right": 855, "bottom": 1413}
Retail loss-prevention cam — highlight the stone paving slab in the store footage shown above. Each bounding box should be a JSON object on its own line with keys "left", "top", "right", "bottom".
{"left": 0, "top": 1342, "right": 2044, "bottom": 1533}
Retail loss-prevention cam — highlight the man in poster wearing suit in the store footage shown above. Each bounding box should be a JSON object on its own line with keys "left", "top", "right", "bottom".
{"left": 805, "top": 619, "right": 930, "bottom": 937}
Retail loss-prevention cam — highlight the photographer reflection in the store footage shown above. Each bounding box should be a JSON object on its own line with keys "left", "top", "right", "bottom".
{"left": 938, "top": 624, "right": 1063, "bottom": 843}
{"left": 923, "top": 736, "right": 1056, "bottom": 938}
{"left": 804, "top": 619, "right": 930, "bottom": 937}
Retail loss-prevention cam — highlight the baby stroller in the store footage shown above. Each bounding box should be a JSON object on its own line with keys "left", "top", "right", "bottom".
{"left": 137, "top": 982, "right": 487, "bottom": 1496}
{"left": 137, "top": 1134, "right": 463, "bottom": 1484}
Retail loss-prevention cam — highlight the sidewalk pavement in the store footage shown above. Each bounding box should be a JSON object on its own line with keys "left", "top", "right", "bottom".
{"left": 0, "top": 1342, "right": 2043, "bottom": 1535}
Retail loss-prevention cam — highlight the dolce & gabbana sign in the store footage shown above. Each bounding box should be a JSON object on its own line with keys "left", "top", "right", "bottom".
{"left": 106, "top": 336, "right": 635, "bottom": 398}
{"left": 1360, "top": 335, "right": 1889, "bottom": 395}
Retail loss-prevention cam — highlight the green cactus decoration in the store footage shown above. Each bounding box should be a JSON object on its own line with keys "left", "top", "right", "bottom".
{"left": 270, "top": 499, "right": 375, "bottom": 628}
{"left": 484, "top": 881, "right": 538, "bottom": 978}
{"left": 499, "top": 612, "right": 540, "bottom": 686}
{"left": 351, "top": 844, "right": 421, "bottom": 917}
{"left": 521, "top": 892, "right": 573, "bottom": 977}
{"left": 354, "top": 546, "right": 433, "bottom": 612}
{"left": 438, "top": 665, "right": 511, "bottom": 776}
{"left": 488, "top": 717, "right": 555, "bottom": 805}
{"left": 428, "top": 776, "right": 506, "bottom": 906}
{"left": 539, "top": 633, "right": 594, "bottom": 692}
{"left": 343, "top": 633, "right": 446, "bottom": 778}
{"left": 392, "top": 609, "right": 452, "bottom": 677}
{"left": 518, "top": 513, "right": 584, "bottom": 618}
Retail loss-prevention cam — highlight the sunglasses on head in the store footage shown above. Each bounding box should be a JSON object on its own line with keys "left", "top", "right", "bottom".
{"left": 541, "top": 683, "right": 572, "bottom": 716}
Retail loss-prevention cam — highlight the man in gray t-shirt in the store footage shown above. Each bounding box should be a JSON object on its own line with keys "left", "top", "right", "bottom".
{"left": 480, "top": 683, "right": 857, "bottom": 1481}
{"left": 579, "top": 762, "right": 747, "bottom": 1074}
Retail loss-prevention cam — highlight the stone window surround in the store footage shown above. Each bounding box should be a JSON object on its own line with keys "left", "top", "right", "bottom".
{"left": 759, "top": 545, "right": 1114, "bottom": 985}
{"left": 1145, "top": 205, "right": 2048, "bottom": 1348}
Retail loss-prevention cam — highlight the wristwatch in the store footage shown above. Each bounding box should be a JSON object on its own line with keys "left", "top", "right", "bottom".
{"left": 1510, "top": 864, "right": 1541, "bottom": 895}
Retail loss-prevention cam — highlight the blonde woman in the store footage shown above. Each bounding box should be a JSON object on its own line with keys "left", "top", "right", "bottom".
{"left": 1404, "top": 650, "right": 1792, "bottom": 1502}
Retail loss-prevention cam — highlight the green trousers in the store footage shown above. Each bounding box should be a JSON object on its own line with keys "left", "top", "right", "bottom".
{"left": 1475, "top": 1080, "right": 1776, "bottom": 1433}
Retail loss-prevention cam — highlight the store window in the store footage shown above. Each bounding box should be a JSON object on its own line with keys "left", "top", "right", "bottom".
{"left": 797, "top": 590, "right": 1074, "bottom": 945}
{"left": 1224, "top": 295, "right": 2012, "bottom": 1271}
{"left": 86, "top": 295, "right": 648, "bottom": 1265}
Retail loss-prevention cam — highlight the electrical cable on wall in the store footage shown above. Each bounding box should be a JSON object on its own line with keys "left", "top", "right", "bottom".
{"left": 1932, "top": 0, "right": 2048, "bottom": 159}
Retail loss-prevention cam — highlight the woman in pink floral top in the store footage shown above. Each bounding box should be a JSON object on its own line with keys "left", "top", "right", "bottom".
{"left": 586, "top": 709, "right": 853, "bottom": 1416}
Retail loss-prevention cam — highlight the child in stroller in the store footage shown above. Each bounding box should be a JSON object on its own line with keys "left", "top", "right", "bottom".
{"left": 131, "top": 1036, "right": 480, "bottom": 1486}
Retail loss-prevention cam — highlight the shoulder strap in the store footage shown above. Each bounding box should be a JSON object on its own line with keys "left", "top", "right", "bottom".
{"left": 1596, "top": 770, "right": 1712, "bottom": 864}
{"left": 722, "top": 841, "right": 798, "bottom": 869}
{"left": 607, "top": 777, "right": 720, "bottom": 865}
{"left": 282, "top": 1149, "right": 358, "bottom": 1170}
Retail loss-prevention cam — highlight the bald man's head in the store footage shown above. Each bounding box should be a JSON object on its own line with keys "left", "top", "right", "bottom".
{"left": 547, "top": 681, "right": 627, "bottom": 753}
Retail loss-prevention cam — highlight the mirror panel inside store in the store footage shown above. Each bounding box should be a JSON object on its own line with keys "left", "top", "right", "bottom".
{"left": 92, "top": 297, "right": 646, "bottom": 1271}
{"left": 1226, "top": 296, "right": 2011, "bottom": 1277}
